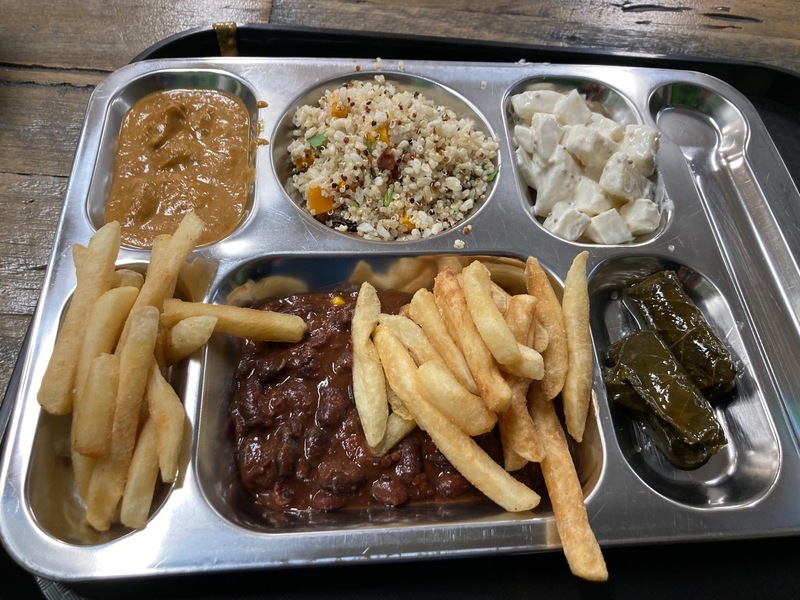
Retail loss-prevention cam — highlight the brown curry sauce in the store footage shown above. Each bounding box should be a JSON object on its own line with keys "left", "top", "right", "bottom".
{"left": 105, "top": 88, "right": 252, "bottom": 248}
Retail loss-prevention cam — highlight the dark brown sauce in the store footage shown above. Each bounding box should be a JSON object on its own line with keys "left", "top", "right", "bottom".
{"left": 104, "top": 89, "right": 252, "bottom": 248}
{"left": 231, "top": 289, "right": 543, "bottom": 515}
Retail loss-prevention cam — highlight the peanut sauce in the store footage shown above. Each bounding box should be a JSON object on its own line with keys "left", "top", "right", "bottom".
{"left": 104, "top": 89, "right": 252, "bottom": 248}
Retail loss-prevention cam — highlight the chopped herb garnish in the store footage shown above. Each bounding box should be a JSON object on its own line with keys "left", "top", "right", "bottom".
{"left": 487, "top": 168, "right": 498, "bottom": 182}
{"left": 366, "top": 136, "right": 373, "bottom": 153}
{"left": 308, "top": 133, "right": 328, "bottom": 149}
{"left": 384, "top": 184, "right": 395, "bottom": 206}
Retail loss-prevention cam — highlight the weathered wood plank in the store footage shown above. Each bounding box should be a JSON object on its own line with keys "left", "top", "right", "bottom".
{"left": 0, "top": 1, "right": 272, "bottom": 71}
{"left": 269, "top": 0, "right": 800, "bottom": 74}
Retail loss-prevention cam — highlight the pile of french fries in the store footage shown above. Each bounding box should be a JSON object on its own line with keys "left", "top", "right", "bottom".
{"left": 36, "top": 213, "right": 306, "bottom": 532}
{"left": 350, "top": 253, "right": 607, "bottom": 582}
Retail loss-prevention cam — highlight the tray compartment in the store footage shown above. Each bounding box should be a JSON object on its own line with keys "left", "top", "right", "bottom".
{"left": 85, "top": 68, "right": 260, "bottom": 248}
{"left": 589, "top": 254, "right": 780, "bottom": 508}
{"left": 504, "top": 76, "right": 670, "bottom": 245}
{"left": 194, "top": 254, "right": 605, "bottom": 533}
{"left": 24, "top": 258, "right": 200, "bottom": 545}
{"left": 271, "top": 72, "right": 500, "bottom": 242}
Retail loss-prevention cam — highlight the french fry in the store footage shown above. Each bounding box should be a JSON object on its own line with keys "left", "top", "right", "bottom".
{"left": 369, "top": 412, "right": 417, "bottom": 456}
{"left": 119, "top": 416, "right": 160, "bottom": 530}
{"left": 349, "top": 257, "right": 433, "bottom": 291}
{"left": 146, "top": 362, "right": 186, "bottom": 482}
{"left": 113, "top": 268, "right": 145, "bottom": 290}
{"left": 374, "top": 324, "right": 540, "bottom": 512}
{"left": 161, "top": 299, "right": 306, "bottom": 343}
{"left": 499, "top": 344, "right": 544, "bottom": 380}
{"left": 73, "top": 286, "right": 139, "bottom": 402}
{"left": 347, "top": 260, "right": 376, "bottom": 286}
{"left": 435, "top": 255, "right": 465, "bottom": 274}
{"left": 530, "top": 384, "right": 607, "bottom": 582}
{"left": 460, "top": 260, "right": 521, "bottom": 366}
{"left": 433, "top": 268, "right": 512, "bottom": 413}
{"left": 400, "top": 259, "right": 438, "bottom": 293}
{"left": 416, "top": 361, "right": 497, "bottom": 436}
{"left": 165, "top": 315, "right": 218, "bottom": 364}
{"left": 378, "top": 314, "right": 443, "bottom": 367}
{"left": 250, "top": 275, "right": 309, "bottom": 302}
{"left": 408, "top": 289, "right": 478, "bottom": 395}
{"left": 72, "top": 353, "right": 119, "bottom": 459}
{"left": 85, "top": 305, "right": 160, "bottom": 531}
{"left": 562, "top": 251, "right": 593, "bottom": 442}
{"left": 531, "top": 319, "right": 549, "bottom": 354}
{"left": 72, "top": 452, "right": 95, "bottom": 503}
{"left": 38, "top": 221, "right": 120, "bottom": 415}
{"left": 387, "top": 387, "right": 413, "bottom": 422}
{"left": 498, "top": 294, "right": 545, "bottom": 466}
{"left": 525, "top": 257, "right": 568, "bottom": 401}
{"left": 351, "top": 282, "right": 389, "bottom": 448}
{"left": 489, "top": 281, "right": 512, "bottom": 314}
{"left": 133, "top": 212, "right": 204, "bottom": 312}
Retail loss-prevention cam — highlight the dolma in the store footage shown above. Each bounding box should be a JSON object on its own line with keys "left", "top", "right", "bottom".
{"left": 626, "top": 270, "right": 737, "bottom": 400}
{"left": 636, "top": 412, "right": 723, "bottom": 470}
{"left": 606, "top": 331, "right": 726, "bottom": 454}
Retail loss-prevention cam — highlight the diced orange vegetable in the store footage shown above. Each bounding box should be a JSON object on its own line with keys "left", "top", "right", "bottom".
{"left": 331, "top": 295, "right": 346, "bottom": 307}
{"left": 307, "top": 186, "right": 334, "bottom": 214}
{"left": 400, "top": 211, "right": 415, "bottom": 231}
{"left": 377, "top": 122, "right": 390, "bottom": 144}
{"left": 295, "top": 150, "right": 315, "bottom": 171}
{"left": 331, "top": 91, "right": 348, "bottom": 118}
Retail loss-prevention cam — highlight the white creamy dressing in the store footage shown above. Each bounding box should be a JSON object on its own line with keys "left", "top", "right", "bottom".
{"left": 511, "top": 88, "right": 661, "bottom": 244}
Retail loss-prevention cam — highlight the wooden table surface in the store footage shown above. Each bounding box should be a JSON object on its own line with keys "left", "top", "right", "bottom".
{"left": 1, "top": 1, "right": 799, "bottom": 597}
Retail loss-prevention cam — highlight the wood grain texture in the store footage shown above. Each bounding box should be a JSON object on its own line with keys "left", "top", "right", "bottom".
{"left": 0, "top": 1, "right": 271, "bottom": 71}
{"left": 270, "top": 0, "right": 800, "bottom": 73}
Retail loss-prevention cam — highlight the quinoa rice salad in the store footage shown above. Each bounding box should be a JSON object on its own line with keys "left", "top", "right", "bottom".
{"left": 287, "top": 75, "right": 499, "bottom": 241}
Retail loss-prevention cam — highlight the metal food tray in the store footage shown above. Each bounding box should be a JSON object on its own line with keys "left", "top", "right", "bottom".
{"left": 2, "top": 56, "right": 800, "bottom": 582}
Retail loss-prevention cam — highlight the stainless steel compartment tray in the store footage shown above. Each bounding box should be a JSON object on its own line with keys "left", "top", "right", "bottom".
{"left": 3, "top": 57, "right": 800, "bottom": 581}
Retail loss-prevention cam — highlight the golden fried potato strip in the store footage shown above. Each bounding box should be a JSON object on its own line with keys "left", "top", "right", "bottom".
{"left": 351, "top": 282, "right": 389, "bottom": 449}
{"left": 561, "top": 251, "right": 593, "bottom": 442}
{"left": 374, "top": 325, "right": 539, "bottom": 512}
{"left": 85, "top": 305, "right": 160, "bottom": 531}
{"left": 38, "top": 221, "right": 120, "bottom": 414}
{"left": 408, "top": 288, "right": 478, "bottom": 395}
{"left": 525, "top": 257, "right": 568, "bottom": 401}
{"left": 433, "top": 268, "right": 511, "bottom": 413}
{"left": 530, "top": 383, "right": 607, "bottom": 582}
{"left": 161, "top": 299, "right": 306, "bottom": 343}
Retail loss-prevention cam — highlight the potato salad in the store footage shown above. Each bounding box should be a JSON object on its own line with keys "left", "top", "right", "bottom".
{"left": 511, "top": 88, "right": 661, "bottom": 244}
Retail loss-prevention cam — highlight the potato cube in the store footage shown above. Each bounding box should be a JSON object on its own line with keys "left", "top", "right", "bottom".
{"left": 562, "top": 124, "right": 619, "bottom": 178}
{"left": 511, "top": 89, "right": 565, "bottom": 121}
{"left": 621, "top": 124, "right": 660, "bottom": 176}
{"left": 619, "top": 198, "right": 661, "bottom": 235}
{"left": 599, "top": 152, "right": 653, "bottom": 202}
{"left": 530, "top": 113, "right": 565, "bottom": 161}
{"left": 513, "top": 124, "right": 537, "bottom": 155}
{"left": 543, "top": 202, "right": 591, "bottom": 241}
{"left": 584, "top": 209, "right": 633, "bottom": 244}
{"left": 533, "top": 147, "right": 581, "bottom": 217}
{"left": 588, "top": 112, "right": 624, "bottom": 143}
{"left": 573, "top": 177, "right": 613, "bottom": 216}
{"left": 554, "top": 90, "right": 593, "bottom": 125}
{"left": 515, "top": 146, "right": 546, "bottom": 190}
